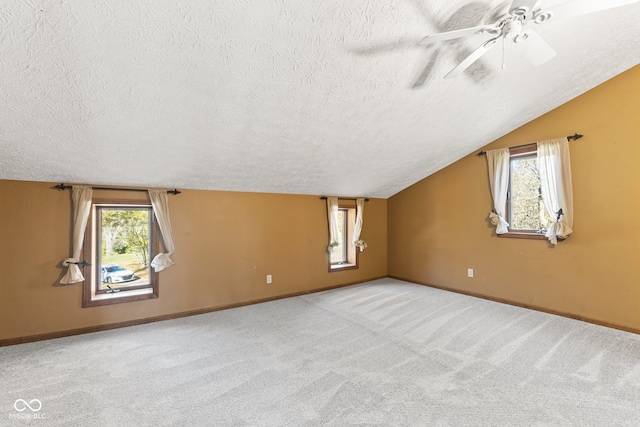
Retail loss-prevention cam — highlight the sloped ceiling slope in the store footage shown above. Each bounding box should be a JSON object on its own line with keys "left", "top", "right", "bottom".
{"left": 1, "top": 0, "right": 639, "bottom": 198}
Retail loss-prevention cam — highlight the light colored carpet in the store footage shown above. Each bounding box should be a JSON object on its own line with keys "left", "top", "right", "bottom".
{"left": 2, "top": 278, "right": 639, "bottom": 426}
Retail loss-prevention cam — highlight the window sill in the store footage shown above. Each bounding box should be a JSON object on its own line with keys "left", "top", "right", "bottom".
{"left": 498, "top": 232, "right": 547, "bottom": 240}
{"left": 329, "top": 263, "right": 358, "bottom": 272}
{"left": 84, "top": 287, "right": 158, "bottom": 307}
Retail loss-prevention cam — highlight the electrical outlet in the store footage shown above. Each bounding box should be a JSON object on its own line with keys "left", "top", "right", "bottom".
{"left": 266, "top": 275, "right": 272, "bottom": 284}
{"left": 467, "top": 268, "right": 474, "bottom": 278}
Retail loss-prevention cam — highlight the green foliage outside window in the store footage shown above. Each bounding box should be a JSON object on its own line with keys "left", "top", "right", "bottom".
{"left": 101, "top": 209, "right": 150, "bottom": 267}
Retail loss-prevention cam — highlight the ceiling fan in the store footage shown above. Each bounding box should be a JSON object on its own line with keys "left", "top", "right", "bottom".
{"left": 421, "top": 0, "right": 639, "bottom": 79}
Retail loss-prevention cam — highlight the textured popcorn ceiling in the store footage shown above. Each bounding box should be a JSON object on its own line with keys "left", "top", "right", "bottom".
{"left": 1, "top": 0, "right": 639, "bottom": 198}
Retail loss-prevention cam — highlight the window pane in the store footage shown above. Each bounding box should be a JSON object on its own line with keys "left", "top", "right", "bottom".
{"left": 98, "top": 207, "right": 152, "bottom": 290}
{"left": 510, "top": 156, "right": 552, "bottom": 231}
{"left": 330, "top": 210, "right": 347, "bottom": 264}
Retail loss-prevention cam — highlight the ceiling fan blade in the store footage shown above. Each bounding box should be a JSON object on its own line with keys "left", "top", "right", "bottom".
{"left": 420, "top": 24, "right": 498, "bottom": 45}
{"left": 508, "top": 0, "right": 541, "bottom": 15}
{"left": 537, "top": 0, "right": 639, "bottom": 22}
{"left": 444, "top": 36, "right": 500, "bottom": 79}
{"left": 348, "top": 38, "right": 424, "bottom": 55}
{"left": 514, "top": 29, "right": 556, "bottom": 66}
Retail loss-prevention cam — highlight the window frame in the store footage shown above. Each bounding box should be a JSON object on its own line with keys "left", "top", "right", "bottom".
{"left": 330, "top": 208, "right": 348, "bottom": 265}
{"left": 82, "top": 198, "right": 160, "bottom": 307}
{"left": 500, "top": 144, "right": 547, "bottom": 240}
{"left": 328, "top": 205, "right": 359, "bottom": 272}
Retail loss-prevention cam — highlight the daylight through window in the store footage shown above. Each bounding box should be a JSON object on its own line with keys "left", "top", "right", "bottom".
{"left": 508, "top": 152, "right": 553, "bottom": 232}
{"left": 330, "top": 209, "right": 347, "bottom": 265}
{"left": 83, "top": 200, "right": 159, "bottom": 307}
{"left": 329, "top": 206, "right": 358, "bottom": 271}
{"left": 98, "top": 207, "right": 152, "bottom": 290}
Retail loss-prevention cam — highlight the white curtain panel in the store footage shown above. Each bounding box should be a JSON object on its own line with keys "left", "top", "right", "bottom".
{"left": 352, "top": 198, "right": 368, "bottom": 252}
{"left": 485, "top": 148, "right": 510, "bottom": 234}
{"left": 60, "top": 185, "right": 93, "bottom": 284}
{"left": 149, "top": 190, "right": 175, "bottom": 272}
{"left": 537, "top": 138, "right": 574, "bottom": 245}
{"left": 326, "top": 197, "right": 339, "bottom": 253}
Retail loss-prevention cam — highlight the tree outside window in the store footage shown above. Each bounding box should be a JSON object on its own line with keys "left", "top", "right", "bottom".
{"left": 509, "top": 154, "right": 552, "bottom": 232}
{"left": 99, "top": 208, "right": 152, "bottom": 289}
{"left": 83, "top": 200, "right": 159, "bottom": 307}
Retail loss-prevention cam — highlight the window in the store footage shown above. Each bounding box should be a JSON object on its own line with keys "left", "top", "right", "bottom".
{"left": 83, "top": 199, "right": 159, "bottom": 307}
{"left": 487, "top": 138, "right": 574, "bottom": 243}
{"left": 329, "top": 206, "right": 358, "bottom": 271}
{"left": 505, "top": 145, "right": 552, "bottom": 238}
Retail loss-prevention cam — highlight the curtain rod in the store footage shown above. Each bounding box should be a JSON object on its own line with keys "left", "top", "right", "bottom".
{"left": 475, "top": 133, "right": 583, "bottom": 157}
{"left": 320, "top": 196, "right": 370, "bottom": 202}
{"left": 54, "top": 184, "right": 181, "bottom": 195}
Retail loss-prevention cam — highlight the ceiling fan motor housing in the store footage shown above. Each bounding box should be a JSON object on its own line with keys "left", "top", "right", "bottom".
{"left": 503, "top": 19, "right": 522, "bottom": 39}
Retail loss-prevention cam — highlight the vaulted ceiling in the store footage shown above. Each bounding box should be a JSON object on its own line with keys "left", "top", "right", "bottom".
{"left": 1, "top": 0, "right": 639, "bottom": 198}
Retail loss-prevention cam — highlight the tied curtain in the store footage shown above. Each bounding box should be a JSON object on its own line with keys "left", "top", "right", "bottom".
{"left": 537, "top": 138, "right": 574, "bottom": 245}
{"left": 149, "top": 190, "right": 175, "bottom": 272}
{"left": 485, "top": 148, "right": 510, "bottom": 234}
{"left": 326, "top": 197, "right": 339, "bottom": 252}
{"left": 352, "top": 198, "right": 367, "bottom": 252}
{"left": 60, "top": 186, "right": 93, "bottom": 284}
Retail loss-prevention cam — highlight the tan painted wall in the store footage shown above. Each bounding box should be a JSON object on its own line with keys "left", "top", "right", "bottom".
{"left": 3, "top": 67, "right": 638, "bottom": 341}
{"left": 388, "top": 65, "right": 640, "bottom": 331}
{"left": 0, "top": 182, "right": 387, "bottom": 340}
